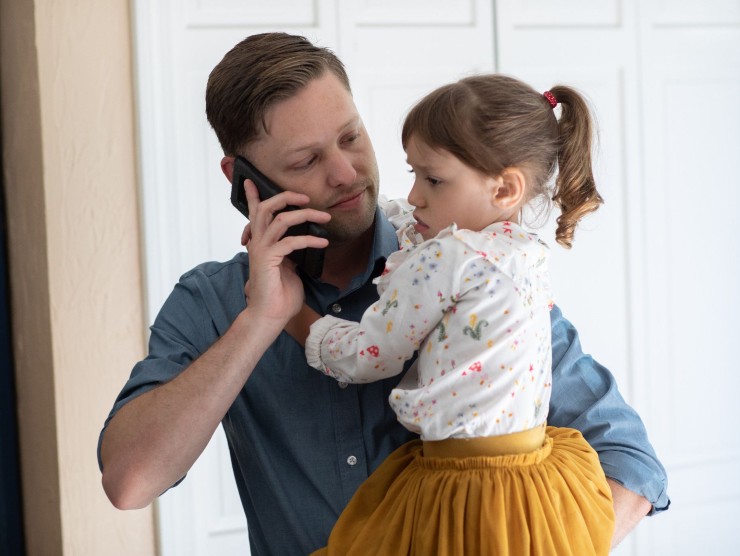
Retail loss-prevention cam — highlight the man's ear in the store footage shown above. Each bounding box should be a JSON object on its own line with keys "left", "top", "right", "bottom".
{"left": 221, "top": 156, "right": 235, "bottom": 183}
{"left": 493, "top": 167, "right": 527, "bottom": 209}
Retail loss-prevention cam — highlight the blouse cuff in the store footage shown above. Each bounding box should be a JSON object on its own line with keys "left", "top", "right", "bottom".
{"left": 305, "top": 314, "right": 347, "bottom": 373}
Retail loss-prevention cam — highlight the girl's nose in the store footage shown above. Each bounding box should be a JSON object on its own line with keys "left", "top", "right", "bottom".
{"left": 407, "top": 180, "right": 423, "bottom": 207}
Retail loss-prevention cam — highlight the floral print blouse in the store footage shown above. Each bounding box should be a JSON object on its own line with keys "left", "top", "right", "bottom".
{"left": 306, "top": 202, "right": 554, "bottom": 441}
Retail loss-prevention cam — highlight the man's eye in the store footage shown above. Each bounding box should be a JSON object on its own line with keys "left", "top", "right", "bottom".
{"left": 427, "top": 177, "right": 441, "bottom": 186}
{"left": 294, "top": 156, "right": 317, "bottom": 170}
{"left": 343, "top": 133, "right": 360, "bottom": 144}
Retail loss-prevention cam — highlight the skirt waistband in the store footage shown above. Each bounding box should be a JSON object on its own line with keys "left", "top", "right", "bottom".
{"left": 422, "top": 423, "right": 547, "bottom": 458}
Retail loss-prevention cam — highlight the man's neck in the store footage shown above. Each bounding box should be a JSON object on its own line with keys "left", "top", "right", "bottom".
{"left": 320, "top": 225, "right": 375, "bottom": 291}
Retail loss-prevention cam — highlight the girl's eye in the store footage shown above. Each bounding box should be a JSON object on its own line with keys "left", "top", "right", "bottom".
{"left": 408, "top": 168, "right": 441, "bottom": 186}
{"left": 343, "top": 132, "right": 360, "bottom": 145}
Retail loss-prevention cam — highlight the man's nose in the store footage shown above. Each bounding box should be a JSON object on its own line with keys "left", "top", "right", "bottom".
{"left": 326, "top": 150, "right": 358, "bottom": 187}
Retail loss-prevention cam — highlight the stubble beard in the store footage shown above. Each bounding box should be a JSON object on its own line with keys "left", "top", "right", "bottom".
{"left": 323, "top": 180, "right": 379, "bottom": 244}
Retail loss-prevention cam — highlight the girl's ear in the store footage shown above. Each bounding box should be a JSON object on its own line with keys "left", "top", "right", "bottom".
{"left": 492, "top": 167, "right": 527, "bottom": 209}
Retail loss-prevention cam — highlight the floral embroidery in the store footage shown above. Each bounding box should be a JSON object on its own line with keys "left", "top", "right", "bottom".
{"left": 463, "top": 314, "right": 489, "bottom": 340}
{"left": 382, "top": 289, "right": 399, "bottom": 315}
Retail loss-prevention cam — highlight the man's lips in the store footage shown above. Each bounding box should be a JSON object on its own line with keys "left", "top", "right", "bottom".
{"left": 329, "top": 189, "right": 364, "bottom": 209}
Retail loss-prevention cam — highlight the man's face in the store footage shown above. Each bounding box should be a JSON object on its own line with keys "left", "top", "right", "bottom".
{"left": 245, "top": 73, "right": 379, "bottom": 243}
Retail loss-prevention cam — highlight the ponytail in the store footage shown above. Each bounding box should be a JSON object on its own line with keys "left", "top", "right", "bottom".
{"left": 549, "top": 86, "right": 603, "bottom": 248}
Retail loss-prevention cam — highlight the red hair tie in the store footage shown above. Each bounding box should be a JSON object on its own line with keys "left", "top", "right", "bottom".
{"left": 543, "top": 91, "right": 558, "bottom": 108}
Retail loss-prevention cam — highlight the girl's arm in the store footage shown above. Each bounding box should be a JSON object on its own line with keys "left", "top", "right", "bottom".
{"left": 305, "top": 239, "right": 464, "bottom": 383}
{"left": 284, "top": 303, "right": 320, "bottom": 346}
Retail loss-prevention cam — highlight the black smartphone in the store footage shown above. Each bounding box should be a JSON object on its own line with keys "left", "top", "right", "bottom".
{"left": 231, "top": 155, "right": 327, "bottom": 278}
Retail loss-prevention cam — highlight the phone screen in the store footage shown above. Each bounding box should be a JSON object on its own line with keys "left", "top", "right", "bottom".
{"left": 230, "top": 156, "right": 326, "bottom": 278}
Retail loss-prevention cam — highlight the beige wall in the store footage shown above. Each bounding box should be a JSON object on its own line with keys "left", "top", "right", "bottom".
{"left": 1, "top": 0, "right": 156, "bottom": 554}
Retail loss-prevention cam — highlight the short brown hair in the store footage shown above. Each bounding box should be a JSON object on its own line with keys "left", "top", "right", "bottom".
{"left": 402, "top": 74, "right": 602, "bottom": 248}
{"left": 206, "top": 32, "right": 350, "bottom": 156}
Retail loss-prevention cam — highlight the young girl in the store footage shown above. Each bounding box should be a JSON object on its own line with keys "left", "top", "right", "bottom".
{"left": 293, "top": 74, "right": 615, "bottom": 555}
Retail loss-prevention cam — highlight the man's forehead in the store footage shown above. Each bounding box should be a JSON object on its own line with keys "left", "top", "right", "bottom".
{"left": 258, "top": 114, "right": 361, "bottom": 155}
{"left": 267, "top": 76, "right": 354, "bottom": 123}
{"left": 246, "top": 73, "right": 358, "bottom": 156}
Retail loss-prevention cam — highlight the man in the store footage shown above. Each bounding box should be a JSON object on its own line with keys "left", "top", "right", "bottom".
{"left": 99, "top": 32, "right": 669, "bottom": 555}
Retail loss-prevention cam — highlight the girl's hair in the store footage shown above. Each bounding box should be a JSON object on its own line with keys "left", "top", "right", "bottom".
{"left": 401, "top": 74, "right": 602, "bottom": 248}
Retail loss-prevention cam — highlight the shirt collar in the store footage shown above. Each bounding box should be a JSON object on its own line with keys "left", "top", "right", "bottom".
{"left": 342, "top": 206, "right": 399, "bottom": 293}
{"left": 302, "top": 205, "right": 400, "bottom": 301}
{"left": 371, "top": 205, "right": 401, "bottom": 266}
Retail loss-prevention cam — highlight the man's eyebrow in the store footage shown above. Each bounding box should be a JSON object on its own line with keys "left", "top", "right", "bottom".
{"left": 283, "top": 117, "right": 361, "bottom": 156}
{"left": 284, "top": 142, "right": 318, "bottom": 156}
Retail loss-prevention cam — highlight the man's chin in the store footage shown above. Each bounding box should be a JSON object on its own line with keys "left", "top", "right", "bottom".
{"left": 324, "top": 193, "right": 377, "bottom": 242}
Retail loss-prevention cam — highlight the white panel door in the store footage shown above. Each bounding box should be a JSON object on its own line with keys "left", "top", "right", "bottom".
{"left": 496, "top": 1, "right": 740, "bottom": 555}
{"left": 132, "top": 0, "right": 740, "bottom": 554}
{"left": 132, "top": 1, "right": 493, "bottom": 554}
{"left": 636, "top": 2, "right": 740, "bottom": 554}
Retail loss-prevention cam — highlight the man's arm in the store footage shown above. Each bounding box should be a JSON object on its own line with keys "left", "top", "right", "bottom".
{"left": 548, "top": 305, "right": 670, "bottom": 545}
{"left": 607, "top": 478, "right": 652, "bottom": 547}
{"left": 101, "top": 180, "right": 330, "bottom": 509}
{"left": 100, "top": 308, "right": 286, "bottom": 509}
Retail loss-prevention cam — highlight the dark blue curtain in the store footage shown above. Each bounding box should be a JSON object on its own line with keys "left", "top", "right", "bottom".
{"left": 0, "top": 162, "right": 25, "bottom": 554}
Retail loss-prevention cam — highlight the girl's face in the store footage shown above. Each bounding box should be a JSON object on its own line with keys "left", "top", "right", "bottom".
{"left": 405, "top": 135, "right": 510, "bottom": 241}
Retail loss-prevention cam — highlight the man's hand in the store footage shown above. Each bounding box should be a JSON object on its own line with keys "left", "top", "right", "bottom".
{"left": 242, "top": 179, "right": 329, "bottom": 327}
{"left": 607, "top": 478, "right": 652, "bottom": 548}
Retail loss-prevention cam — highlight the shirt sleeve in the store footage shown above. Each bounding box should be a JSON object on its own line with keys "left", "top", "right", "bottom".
{"left": 98, "top": 265, "right": 246, "bottom": 470}
{"left": 377, "top": 196, "right": 423, "bottom": 249}
{"left": 306, "top": 240, "right": 459, "bottom": 383}
{"left": 378, "top": 195, "right": 414, "bottom": 223}
{"left": 548, "top": 305, "right": 670, "bottom": 515}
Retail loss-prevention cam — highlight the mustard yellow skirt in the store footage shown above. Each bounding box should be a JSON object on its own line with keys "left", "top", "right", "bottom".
{"left": 312, "top": 426, "right": 614, "bottom": 555}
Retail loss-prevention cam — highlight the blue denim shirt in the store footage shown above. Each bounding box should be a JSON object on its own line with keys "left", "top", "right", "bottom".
{"left": 99, "top": 208, "right": 669, "bottom": 556}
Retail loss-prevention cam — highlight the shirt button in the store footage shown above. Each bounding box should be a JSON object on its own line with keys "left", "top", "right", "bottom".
{"left": 338, "top": 381, "right": 349, "bottom": 389}
{"left": 346, "top": 455, "right": 358, "bottom": 466}
{"left": 331, "top": 303, "right": 342, "bottom": 314}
